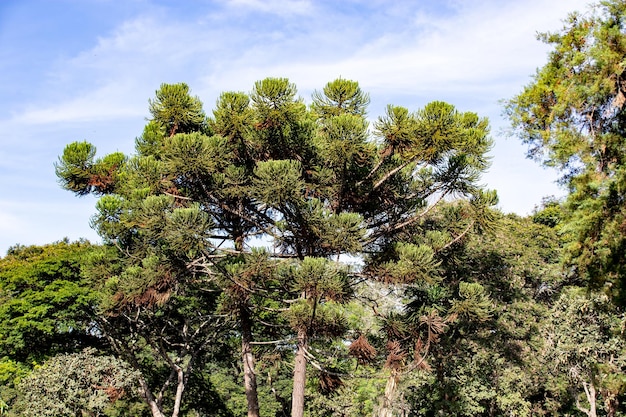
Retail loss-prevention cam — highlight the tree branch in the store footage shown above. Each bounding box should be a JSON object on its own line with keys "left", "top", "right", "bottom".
{"left": 438, "top": 220, "right": 475, "bottom": 252}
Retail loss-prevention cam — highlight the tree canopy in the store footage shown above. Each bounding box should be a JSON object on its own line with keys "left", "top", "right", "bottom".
{"left": 4, "top": 2, "right": 626, "bottom": 414}
{"left": 505, "top": 0, "right": 626, "bottom": 306}
{"left": 52, "top": 77, "right": 496, "bottom": 417}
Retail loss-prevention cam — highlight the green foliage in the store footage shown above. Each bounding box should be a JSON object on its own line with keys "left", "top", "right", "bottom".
{"left": 250, "top": 77, "right": 315, "bottom": 162}
{"left": 54, "top": 141, "right": 97, "bottom": 195}
{"left": 412, "top": 101, "right": 491, "bottom": 168}
{"left": 55, "top": 142, "right": 126, "bottom": 196}
{"left": 253, "top": 159, "right": 305, "bottom": 207}
{"left": 209, "top": 91, "right": 255, "bottom": 164}
{"left": 252, "top": 77, "right": 297, "bottom": 108}
{"left": 449, "top": 282, "right": 492, "bottom": 322}
{"left": 135, "top": 120, "right": 167, "bottom": 158}
{"left": 0, "top": 359, "right": 28, "bottom": 416}
{"left": 12, "top": 348, "right": 141, "bottom": 417}
{"left": 208, "top": 360, "right": 289, "bottom": 417}
{"left": 211, "top": 92, "right": 253, "bottom": 139}
{"left": 149, "top": 82, "right": 206, "bottom": 137}
{"left": 317, "top": 114, "right": 369, "bottom": 166}
{"left": 56, "top": 76, "right": 498, "bottom": 417}
{"left": 285, "top": 257, "right": 351, "bottom": 336}
{"left": 380, "top": 242, "right": 441, "bottom": 284}
{"left": 532, "top": 197, "right": 564, "bottom": 228}
{"left": 374, "top": 105, "right": 418, "bottom": 154}
{"left": 311, "top": 78, "right": 370, "bottom": 118}
{"left": 540, "top": 288, "right": 626, "bottom": 415}
{"left": 306, "top": 371, "right": 385, "bottom": 417}
{"left": 0, "top": 240, "right": 98, "bottom": 362}
{"left": 162, "top": 132, "right": 231, "bottom": 181}
{"left": 396, "top": 211, "right": 567, "bottom": 416}
{"left": 505, "top": 0, "right": 626, "bottom": 305}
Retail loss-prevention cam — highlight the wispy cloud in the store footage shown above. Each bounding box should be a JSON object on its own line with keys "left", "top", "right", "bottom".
{"left": 8, "top": 0, "right": 590, "bottom": 126}
{"left": 13, "top": 81, "right": 146, "bottom": 124}
{"left": 0, "top": 0, "right": 594, "bottom": 253}
{"left": 224, "top": 0, "right": 313, "bottom": 16}
{"left": 201, "top": 0, "right": 592, "bottom": 104}
{"left": 0, "top": 198, "right": 101, "bottom": 250}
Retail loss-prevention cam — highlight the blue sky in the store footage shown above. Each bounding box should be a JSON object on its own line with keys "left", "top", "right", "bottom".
{"left": 0, "top": 0, "right": 592, "bottom": 255}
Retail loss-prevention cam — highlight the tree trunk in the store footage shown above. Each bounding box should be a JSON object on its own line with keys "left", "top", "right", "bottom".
{"left": 378, "top": 368, "right": 400, "bottom": 417}
{"left": 585, "top": 380, "right": 597, "bottom": 417}
{"left": 575, "top": 380, "right": 597, "bottom": 417}
{"left": 241, "top": 305, "right": 261, "bottom": 417}
{"left": 291, "top": 328, "right": 308, "bottom": 417}
{"left": 233, "top": 232, "right": 261, "bottom": 417}
{"left": 137, "top": 375, "right": 166, "bottom": 417}
{"left": 171, "top": 366, "right": 185, "bottom": 417}
{"left": 605, "top": 394, "right": 618, "bottom": 417}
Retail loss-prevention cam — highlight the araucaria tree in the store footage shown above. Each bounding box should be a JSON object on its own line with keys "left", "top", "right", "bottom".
{"left": 57, "top": 77, "right": 495, "bottom": 416}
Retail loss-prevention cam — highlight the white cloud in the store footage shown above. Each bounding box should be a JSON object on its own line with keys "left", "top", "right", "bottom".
{"left": 9, "top": 0, "right": 591, "bottom": 127}
{"left": 0, "top": 198, "right": 101, "bottom": 255}
{"left": 224, "top": 0, "right": 313, "bottom": 16}
{"left": 0, "top": 0, "right": 595, "bottom": 251}
{"left": 13, "top": 81, "right": 146, "bottom": 124}
{"left": 197, "top": 0, "right": 592, "bottom": 105}
{"left": 0, "top": 209, "right": 23, "bottom": 235}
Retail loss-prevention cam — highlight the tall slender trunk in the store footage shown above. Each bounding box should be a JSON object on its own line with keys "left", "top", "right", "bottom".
{"left": 378, "top": 368, "right": 400, "bottom": 417}
{"left": 241, "top": 304, "right": 261, "bottom": 417}
{"left": 234, "top": 231, "right": 261, "bottom": 417}
{"left": 291, "top": 328, "right": 308, "bottom": 417}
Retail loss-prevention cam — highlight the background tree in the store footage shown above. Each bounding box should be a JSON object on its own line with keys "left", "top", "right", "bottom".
{"left": 506, "top": 3, "right": 626, "bottom": 414}
{"left": 540, "top": 288, "right": 626, "bottom": 417}
{"left": 11, "top": 348, "right": 141, "bottom": 417}
{"left": 403, "top": 211, "right": 567, "bottom": 417}
{"left": 0, "top": 240, "right": 99, "bottom": 362}
{"left": 505, "top": 0, "right": 626, "bottom": 306}
{"left": 331, "top": 208, "right": 569, "bottom": 417}
{"left": 0, "top": 240, "right": 103, "bottom": 414}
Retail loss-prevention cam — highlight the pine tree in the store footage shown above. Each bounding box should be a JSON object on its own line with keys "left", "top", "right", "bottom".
{"left": 505, "top": 0, "right": 626, "bottom": 306}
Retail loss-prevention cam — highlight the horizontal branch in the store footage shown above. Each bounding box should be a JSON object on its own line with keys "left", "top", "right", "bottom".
{"left": 251, "top": 338, "right": 293, "bottom": 345}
